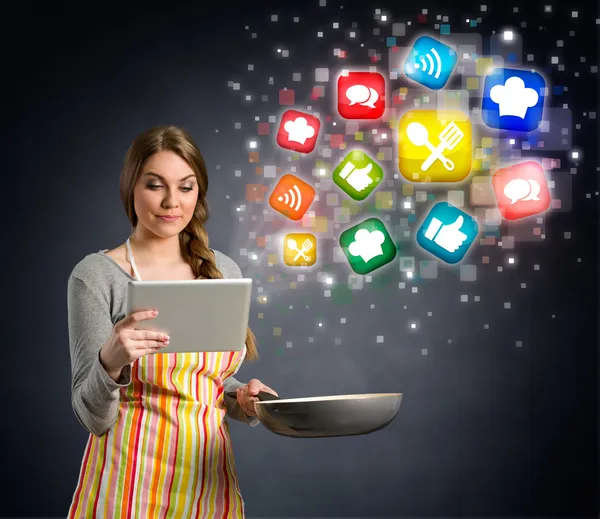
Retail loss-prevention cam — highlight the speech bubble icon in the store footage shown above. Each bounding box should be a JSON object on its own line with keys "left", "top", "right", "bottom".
{"left": 522, "top": 179, "right": 541, "bottom": 201}
{"left": 504, "top": 178, "right": 531, "bottom": 205}
{"left": 346, "top": 84, "right": 378, "bottom": 108}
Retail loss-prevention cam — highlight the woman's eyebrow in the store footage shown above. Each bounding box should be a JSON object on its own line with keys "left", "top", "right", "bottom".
{"left": 143, "top": 172, "right": 196, "bottom": 181}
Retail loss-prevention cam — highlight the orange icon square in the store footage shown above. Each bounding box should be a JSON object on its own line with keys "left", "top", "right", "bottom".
{"left": 269, "top": 174, "right": 316, "bottom": 220}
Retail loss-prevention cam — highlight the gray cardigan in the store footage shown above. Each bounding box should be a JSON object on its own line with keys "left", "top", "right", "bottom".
{"left": 67, "top": 248, "right": 257, "bottom": 437}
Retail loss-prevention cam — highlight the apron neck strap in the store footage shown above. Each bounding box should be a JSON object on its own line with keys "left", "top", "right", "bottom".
{"left": 126, "top": 237, "right": 143, "bottom": 281}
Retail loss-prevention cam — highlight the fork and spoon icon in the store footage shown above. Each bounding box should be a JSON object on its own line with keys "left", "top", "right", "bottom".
{"left": 406, "top": 120, "right": 464, "bottom": 172}
{"left": 286, "top": 237, "right": 314, "bottom": 261}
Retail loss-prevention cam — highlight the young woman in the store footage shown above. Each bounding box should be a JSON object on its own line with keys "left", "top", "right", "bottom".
{"left": 67, "top": 125, "right": 277, "bottom": 518}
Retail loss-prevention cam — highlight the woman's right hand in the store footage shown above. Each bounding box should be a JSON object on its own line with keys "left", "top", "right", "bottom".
{"left": 99, "top": 309, "right": 169, "bottom": 379}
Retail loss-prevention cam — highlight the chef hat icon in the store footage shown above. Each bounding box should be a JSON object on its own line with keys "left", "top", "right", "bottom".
{"left": 490, "top": 76, "right": 539, "bottom": 119}
{"left": 284, "top": 117, "right": 316, "bottom": 145}
{"left": 348, "top": 228, "right": 385, "bottom": 263}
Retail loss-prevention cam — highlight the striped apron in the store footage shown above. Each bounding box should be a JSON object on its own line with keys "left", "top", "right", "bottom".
{"left": 68, "top": 240, "right": 246, "bottom": 518}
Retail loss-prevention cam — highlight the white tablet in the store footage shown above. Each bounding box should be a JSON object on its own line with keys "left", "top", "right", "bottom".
{"left": 125, "top": 279, "right": 252, "bottom": 353}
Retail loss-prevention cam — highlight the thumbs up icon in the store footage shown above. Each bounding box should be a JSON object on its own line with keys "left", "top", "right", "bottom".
{"left": 425, "top": 215, "right": 467, "bottom": 252}
{"left": 333, "top": 150, "right": 384, "bottom": 201}
{"left": 417, "top": 203, "right": 479, "bottom": 264}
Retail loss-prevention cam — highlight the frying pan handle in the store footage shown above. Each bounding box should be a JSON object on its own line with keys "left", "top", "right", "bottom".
{"left": 225, "top": 390, "right": 279, "bottom": 401}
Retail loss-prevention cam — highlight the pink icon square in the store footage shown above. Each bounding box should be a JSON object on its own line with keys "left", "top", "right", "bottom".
{"left": 492, "top": 161, "right": 551, "bottom": 220}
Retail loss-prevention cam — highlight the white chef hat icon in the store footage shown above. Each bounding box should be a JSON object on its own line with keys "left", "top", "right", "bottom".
{"left": 348, "top": 228, "right": 385, "bottom": 263}
{"left": 284, "top": 117, "right": 316, "bottom": 145}
{"left": 490, "top": 76, "right": 539, "bottom": 119}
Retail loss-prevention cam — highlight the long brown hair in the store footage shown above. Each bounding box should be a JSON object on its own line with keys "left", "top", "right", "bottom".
{"left": 119, "top": 125, "right": 258, "bottom": 360}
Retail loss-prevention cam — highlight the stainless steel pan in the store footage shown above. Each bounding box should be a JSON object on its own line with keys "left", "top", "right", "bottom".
{"left": 226, "top": 390, "right": 402, "bottom": 438}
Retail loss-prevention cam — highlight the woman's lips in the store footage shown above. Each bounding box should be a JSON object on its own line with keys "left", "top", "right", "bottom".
{"left": 157, "top": 215, "right": 180, "bottom": 222}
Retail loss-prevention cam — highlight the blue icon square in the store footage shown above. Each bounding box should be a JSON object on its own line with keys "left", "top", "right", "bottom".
{"left": 482, "top": 68, "right": 546, "bottom": 132}
{"left": 416, "top": 202, "right": 479, "bottom": 264}
{"left": 404, "top": 36, "right": 457, "bottom": 90}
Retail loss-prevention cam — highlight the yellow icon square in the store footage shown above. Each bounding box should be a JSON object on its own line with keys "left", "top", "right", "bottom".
{"left": 283, "top": 233, "right": 317, "bottom": 266}
{"left": 398, "top": 110, "right": 472, "bottom": 183}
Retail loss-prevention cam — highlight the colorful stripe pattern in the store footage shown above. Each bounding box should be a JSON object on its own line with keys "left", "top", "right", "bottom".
{"left": 68, "top": 349, "right": 246, "bottom": 518}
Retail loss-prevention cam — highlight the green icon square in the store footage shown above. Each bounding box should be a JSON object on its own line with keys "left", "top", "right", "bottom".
{"left": 339, "top": 218, "right": 397, "bottom": 275}
{"left": 332, "top": 150, "right": 384, "bottom": 201}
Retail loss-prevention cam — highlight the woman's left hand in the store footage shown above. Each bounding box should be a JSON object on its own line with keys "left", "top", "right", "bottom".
{"left": 236, "top": 379, "right": 278, "bottom": 417}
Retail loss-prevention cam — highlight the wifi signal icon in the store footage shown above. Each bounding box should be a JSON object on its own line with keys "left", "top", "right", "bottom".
{"left": 414, "top": 48, "right": 442, "bottom": 79}
{"left": 269, "top": 174, "right": 316, "bottom": 221}
{"left": 277, "top": 184, "right": 302, "bottom": 211}
{"left": 404, "top": 36, "right": 457, "bottom": 90}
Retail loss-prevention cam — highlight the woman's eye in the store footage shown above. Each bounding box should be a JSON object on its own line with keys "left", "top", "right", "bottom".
{"left": 147, "top": 184, "right": 193, "bottom": 192}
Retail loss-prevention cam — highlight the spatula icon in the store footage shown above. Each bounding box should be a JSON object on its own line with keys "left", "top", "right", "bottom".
{"left": 406, "top": 121, "right": 464, "bottom": 172}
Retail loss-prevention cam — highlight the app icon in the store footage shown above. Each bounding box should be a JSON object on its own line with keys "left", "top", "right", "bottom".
{"left": 492, "top": 161, "right": 551, "bottom": 220}
{"left": 398, "top": 110, "right": 472, "bottom": 182}
{"left": 333, "top": 150, "right": 384, "bottom": 201}
{"left": 269, "top": 174, "right": 316, "bottom": 220}
{"left": 339, "top": 218, "right": 397, "bottom": 275}
{"left": 337, "top": 72, "right": 386, "bottom": 119}
{"left": 283, "top": 233, "right": 317, "bottom": 266}
{"left": 404, "top": 36, "right": 457, "bottom": 90}
{"left": 276, "top": 110, "right": 321, "bottom": 153}
{"left": 482, "top": 68, "right": 545, "bottom": 132}
{"left": 416, "top": 202, "right": 478, "bottom": 264}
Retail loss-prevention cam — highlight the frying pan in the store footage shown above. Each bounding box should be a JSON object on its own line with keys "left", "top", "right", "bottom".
{"left": 226, "top": 390, "right": 402, "bottom": 438}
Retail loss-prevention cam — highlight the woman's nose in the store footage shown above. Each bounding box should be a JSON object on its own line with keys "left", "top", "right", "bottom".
{"left": 163, "top": 189, "right": 180, "bottom": 207}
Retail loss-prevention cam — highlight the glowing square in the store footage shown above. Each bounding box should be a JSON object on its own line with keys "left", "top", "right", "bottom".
{"left": 466, "top": 77, "right": 480, "bottom": 90}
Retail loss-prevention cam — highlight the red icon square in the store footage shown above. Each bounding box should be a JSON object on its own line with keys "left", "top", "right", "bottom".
{"left": 276, "top": 110, "right": 321, "bottom": 154}
{"left": 492, "top": 161, "right": 551, "bottom": 220}
{"left": 269, "top": 174, "right": 316, "bottom": 220}
{"left": 337, "top": 72, "right": 386, "bottom": 119}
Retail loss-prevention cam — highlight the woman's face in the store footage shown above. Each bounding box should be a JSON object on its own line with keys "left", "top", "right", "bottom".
{"left": 133, "top": 150, "right": 199, "bottom": 237}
